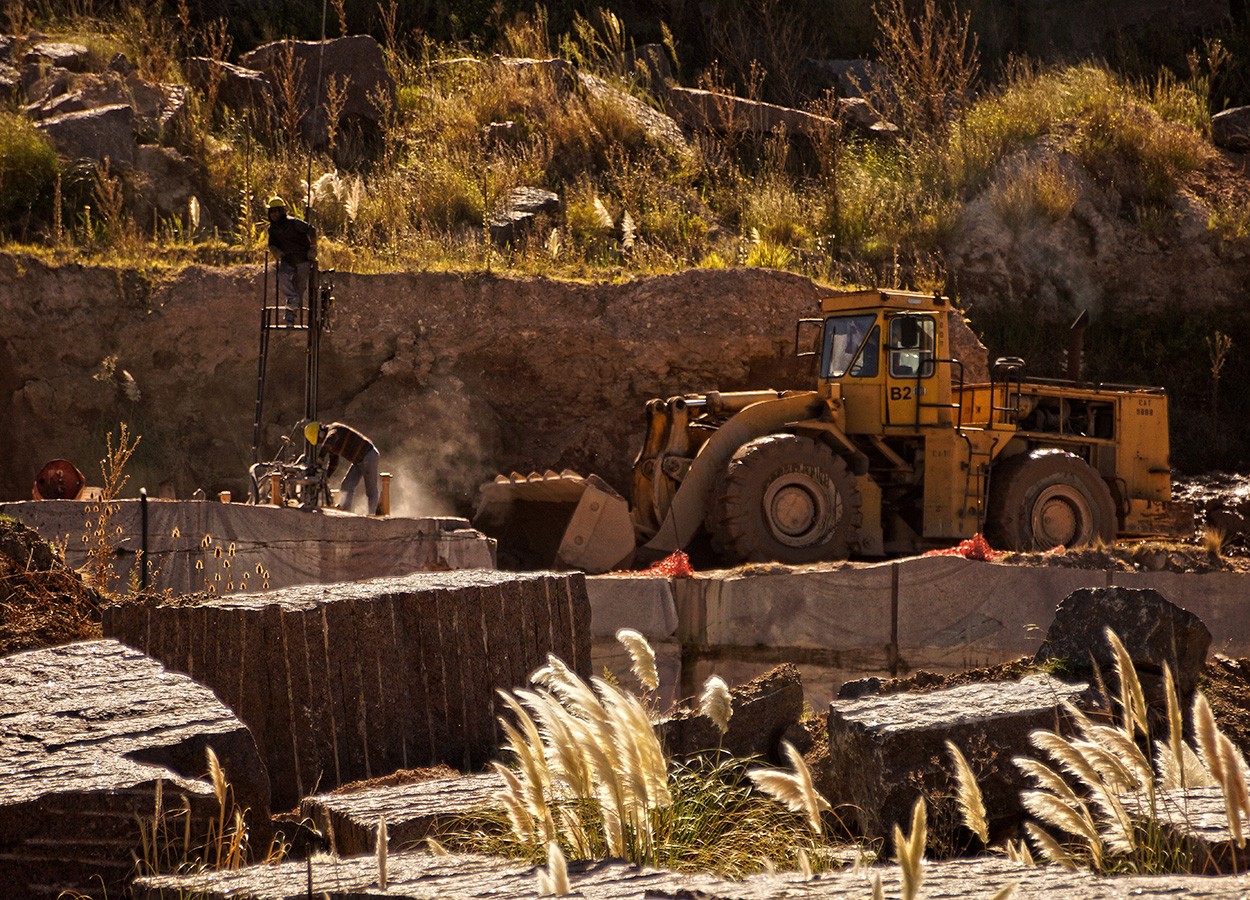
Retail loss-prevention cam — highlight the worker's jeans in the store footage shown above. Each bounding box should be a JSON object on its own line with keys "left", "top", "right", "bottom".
{"left": 277, "top": 261, "right": 311, "bottom": 324}
{"left": 337, "top": 447, "right": 381, "bottom": 515}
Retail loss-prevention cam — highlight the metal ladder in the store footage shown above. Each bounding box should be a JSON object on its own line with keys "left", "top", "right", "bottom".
{"left": 250, "top": 262, "right": 326, "bottom": 468}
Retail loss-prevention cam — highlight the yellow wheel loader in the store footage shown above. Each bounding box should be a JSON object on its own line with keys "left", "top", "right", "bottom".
{"left": 474, "top": 289, "right": 1194, "bottom": 572}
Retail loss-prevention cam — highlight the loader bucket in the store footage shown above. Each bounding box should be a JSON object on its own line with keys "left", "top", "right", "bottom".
{"left": 473, "top": 470, "right": 636, "bottom": 573}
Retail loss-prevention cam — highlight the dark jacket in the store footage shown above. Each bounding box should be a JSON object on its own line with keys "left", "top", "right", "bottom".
{"left": 318, "top": 423, "right": 375, "bottom": 477}
{"left": 268, "top": 216, "right": 316, "bottom": 265}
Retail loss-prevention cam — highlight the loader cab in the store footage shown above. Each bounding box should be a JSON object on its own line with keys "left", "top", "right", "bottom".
{"left": 813, "top": 290, "right": 951, "bottom": 434}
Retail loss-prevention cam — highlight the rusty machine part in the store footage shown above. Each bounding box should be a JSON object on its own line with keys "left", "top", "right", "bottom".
{"left": 33, "top": 459, "right": 85, "bottom": 500}
{"left": 476, "top": 288, "right": 1194, "bottom": 572}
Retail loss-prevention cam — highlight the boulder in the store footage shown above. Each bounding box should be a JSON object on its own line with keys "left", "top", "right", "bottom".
{"left": 24, "top": 40, "right": 89, "bottom": 71}
{"left": 132, "top": 144, "right": 197, "bottom": 221}
{"left": 1212, "top": 106, "right": 1250, "bottom": 153}
{"left": 1034, "top": 586, "right": 1212, "bottom": 700}
{"left": 21, "top": 64, "right": 68, "bottom": 102}
{"left": 0, "top": 639, "right": 271, "bottom": 899}
{"left": 26, "top": 72, "right": 188, "bottom": 140}
{"left": 826, "top": 673, "right": 1087, "bottom": 844}
{"left": 239, "top": 35, "right": 394, "bottom": 147}
{"left": 103, "top": 569, "right": 591, "bottom": 809}
{"left": 660, "top": 663, "right": 804, "bottom": 762}
{"left": 36, "top": 102, "right": 136, "bottom": 166}
{"left": 488, "top": 186, "right": 561, "bottom": 243}
{"left": 183, "top": 57, "right": 272, "bottom": 112}
{"left": 578, "top": 70, "right": 688, "bottom": 152}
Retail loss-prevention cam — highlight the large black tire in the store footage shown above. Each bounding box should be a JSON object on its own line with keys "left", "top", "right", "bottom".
{"left": 707, "top": 434, "right": 862, "bottom": 564}
{"left": 986, "top": 449, "right": 1117, "bottom": 551}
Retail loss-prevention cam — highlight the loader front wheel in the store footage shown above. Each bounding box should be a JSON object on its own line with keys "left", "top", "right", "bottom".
{"left": 986, "top": 449, "right": 1117, "bottom": 551}
{"left": 708, "top": 434, "right": 862, "bottom": 564}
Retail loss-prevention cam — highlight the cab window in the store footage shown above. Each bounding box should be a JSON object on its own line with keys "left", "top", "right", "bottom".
{"left": 889, "top": 315, "right": 935, "bottom": 378}
{"left": 822, "top": 314, "right": 879, "bottom": 378}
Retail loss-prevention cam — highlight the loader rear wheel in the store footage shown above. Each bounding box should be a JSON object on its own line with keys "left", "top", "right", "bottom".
{"left": 986, "top": 449, "right": 1116, "bottom": 552}
{"left": 708, "top": 434, "right": 862, "bottom": 564}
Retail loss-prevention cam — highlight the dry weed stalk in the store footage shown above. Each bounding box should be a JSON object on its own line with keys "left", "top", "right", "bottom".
{"left": 84, "top": 424, "right": 141, "bottom": 591}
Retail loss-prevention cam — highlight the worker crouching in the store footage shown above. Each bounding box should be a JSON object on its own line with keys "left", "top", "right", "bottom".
{"left": 307, "top": 421, "right": 382, "bottom": 515}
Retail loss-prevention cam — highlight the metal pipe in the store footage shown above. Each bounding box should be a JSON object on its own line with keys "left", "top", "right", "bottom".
{"left": 139, "top": 487, "right": 148, "bottom": 591}
{"left": 1067, "top": 309, "right": 1089, "bottom": 383}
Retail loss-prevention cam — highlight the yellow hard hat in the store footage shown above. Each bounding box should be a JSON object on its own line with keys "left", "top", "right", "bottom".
{"left": 304, "top": 420, "right": 321, "bottom": 445}
{"left": 268, "top": 196, "right": 287, "bottom": 210}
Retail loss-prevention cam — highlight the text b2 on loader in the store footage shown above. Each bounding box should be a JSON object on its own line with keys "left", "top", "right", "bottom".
{"left": 474, "top": 288, "right": 1193, "bottom": 572}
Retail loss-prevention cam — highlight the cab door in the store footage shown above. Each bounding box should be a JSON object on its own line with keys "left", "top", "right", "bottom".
{"left": 885, "top": 314, "right": 938, "bottom": 427}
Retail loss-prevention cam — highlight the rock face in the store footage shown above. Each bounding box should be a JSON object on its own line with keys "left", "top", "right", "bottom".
{"left": 35, "top": 102, "right": 136, "bottom": 165}
{"left": 0, "top": 262, "right": 853, "bottom": 512}
{"left": 660, "top": 663, "right": 805, "bottom": 762}
{"left": 0, "top": 639, "right": 270, "bottom": 899}
{"left": 1035, "top": 585, "right": 1212, "bottom": 701}
{"left": 826, "top": 673, "right": 1087, "bottom": 843}
{"left": 103, "top": 570, "right": 591, "bottom": 809}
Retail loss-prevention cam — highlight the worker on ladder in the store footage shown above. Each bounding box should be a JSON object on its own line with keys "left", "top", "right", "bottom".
{"left": 267, "top": 197, "right": 318, "bottom": 326}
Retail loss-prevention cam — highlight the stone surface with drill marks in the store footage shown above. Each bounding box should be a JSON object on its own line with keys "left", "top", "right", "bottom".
{"left": 826, "top": 673, "right": 1087, "bottom": 843}
{"left": 301, "top": 771, "right": 506, "bottom": 855}
{"left": 135, "top": 849, "right": 1250, "bottom": 898}
{"left": 0, "top": 639, "right": 271, "bottom": 900}
{"left": 103, "top": 570, "right": 591, "bottom": 810}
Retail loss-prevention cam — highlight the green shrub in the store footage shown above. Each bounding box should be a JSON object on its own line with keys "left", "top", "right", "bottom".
{"left": 0, "top": 113, "right": 59, "bottom": 237}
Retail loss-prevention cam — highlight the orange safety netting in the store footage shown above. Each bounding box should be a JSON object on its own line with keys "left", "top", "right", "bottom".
{"left": 641, "top": 550, "right": 695, "bottom": 577}
{"left": 923, "top": 533, "right": 1000, "bottom": 561}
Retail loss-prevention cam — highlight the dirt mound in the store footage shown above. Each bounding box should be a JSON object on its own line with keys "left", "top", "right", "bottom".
{"left": 0, "top": 514, "right": 103, "bottom": 656}
{"left": 998, "top": 541, "right": 1247, "bottom": 574}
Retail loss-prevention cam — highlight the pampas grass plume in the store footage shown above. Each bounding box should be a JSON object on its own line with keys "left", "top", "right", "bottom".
{"left": 699, "top": 675, "right": 733, "bottom": 735}
{"left": 747, "top": 741, "right": 831, "bottom": 835}
{"left": 945, "top": 740, "right": 988, "bottom": 844}
{"left": 616, "top": 628, "right": 659, "bottom": 691}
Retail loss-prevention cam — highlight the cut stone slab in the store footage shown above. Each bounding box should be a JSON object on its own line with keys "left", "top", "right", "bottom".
{"left": 662, "top": 663, "right": 804, "bottom": 763}
{"left": 593, "top": 635, "right": 681, "bottom": 709}
{"left": 0, "top": 639, "right": 270, "bottom": 899}
{"left": 0, "top": 499, "right": 496, "bottom": 595}
{"left": 104, "top": 570, "right": 591, "bottom": 810}
{"left": 1123, "top": 786, "right": 1250, "bottom": 874}
{"left": 586, "top": 574, "right": 678, "bottom": 638}
{"left": 1035, "top": 586, "right": 1212, "bottom": 699}
{"left": 826, "top": 673, "right": 1086, "bottom": 843}
{"left": 134, "top": 848, "right": 1250, "bottom": 898}
{"left": 302, "top": 770, "right": 505, "bottom": 855}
